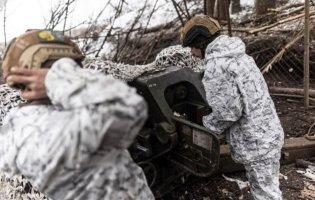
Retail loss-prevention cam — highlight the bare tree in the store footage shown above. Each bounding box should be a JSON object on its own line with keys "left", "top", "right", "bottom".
{"left": 63, "top": 0, "right": 71, "bottom": 33}
{"left": 231, "top": 0, "right": 242, "bottom": 14}
{"left": 205, "top": 0, "right": 230, "bottom": 21}
{"left": 80, "top": 0, "right": 112, "bottom": 52}
{"left": 114, "top": 0, "right": 148, "bottom": 60}
{"left": 95, "top": 0, "right": 125, "bottom": 58}
{"left": 170, "top": 0, "right": 192, "bottom": 26}
{"left": 214, "top": 0, "right": 230, "bottom": 21}
{"left": 205, "top": 0, "right": 216, "bottom": 17}
{"left": 45, "top": 0, "right": 77, "bottom": 30}
{"left": 126, "top": 0, "right": 159, "bottom": 61}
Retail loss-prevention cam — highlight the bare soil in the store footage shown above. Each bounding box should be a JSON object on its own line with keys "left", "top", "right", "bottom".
{"left": 167, "top": 163, "right": 314, "bottom": 200}
{"left": 273, "top": 96, "right": 315, "bottom": 138}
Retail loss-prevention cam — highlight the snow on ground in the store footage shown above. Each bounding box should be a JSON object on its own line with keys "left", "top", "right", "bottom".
{"left": 241, "top": 0, "right": 254, "bottom": 7}
{"left": 289, "top": 0, "right": 305, "bottom": 4}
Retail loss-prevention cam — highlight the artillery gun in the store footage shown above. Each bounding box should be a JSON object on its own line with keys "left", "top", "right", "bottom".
{"left": 127, "top": 51, "right": 315, "bottom": 197}
{"left": 2, "top": 30, "right": 314, "bottom": 198}
{"left": 128, "top": 67, "right": 221, "bottom": 197}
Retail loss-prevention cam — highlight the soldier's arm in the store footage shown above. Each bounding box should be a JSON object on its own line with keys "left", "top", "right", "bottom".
{"left": 45, "top": 58, "right": 147, "bottom": 149}
{"left": 0, "top": 59, "right": 147, "bottom": 191}
{"left": 202, "top": 64, "right": 243, "bottom": 134}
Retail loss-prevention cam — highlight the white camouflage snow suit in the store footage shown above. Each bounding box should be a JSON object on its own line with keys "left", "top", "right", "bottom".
{"left": 202, "top": 35, "right": 284, "bottom": 200}
{"left": 0, "top": 58, "right": 155, "bottom": 200}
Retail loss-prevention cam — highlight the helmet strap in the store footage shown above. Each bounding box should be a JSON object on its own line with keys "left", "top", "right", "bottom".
{"left": 190, "top": 32, "right": 220, "bottom": 58}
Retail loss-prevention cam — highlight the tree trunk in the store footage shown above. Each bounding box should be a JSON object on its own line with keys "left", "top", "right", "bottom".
{"left": 255, "top": 0, "right": 276, "bottom": 16}
{"left": 215, "top": 0, "right": 230, "bottom": 21}
{"left": 205, "top": 0, "right": 231, "bottom": 21}
{"left": 231, "top": 0, "right": 242, "bottom": 14}
{"left": 205, "top": 0, "right": 216, "bottom": 17}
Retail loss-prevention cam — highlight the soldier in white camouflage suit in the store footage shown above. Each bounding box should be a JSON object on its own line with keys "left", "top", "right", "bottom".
{"left": 0, "top": 30, "right": 154, "bottom": 200}
{"left": 0, "top": 44, "right": 203, "bottom": 125}
{"left": 0, "top": 42, "right": 201, "bottom": 200}
{"left": 181, "top": 15, "right": 284, "bottom": 200}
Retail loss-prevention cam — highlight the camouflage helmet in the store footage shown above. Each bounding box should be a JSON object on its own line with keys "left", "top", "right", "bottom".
{"left": 2, "top": 29, "right": 85, "bottom": 84}
{"left": 181, "top": 15, "right": 221, "bottom": 47}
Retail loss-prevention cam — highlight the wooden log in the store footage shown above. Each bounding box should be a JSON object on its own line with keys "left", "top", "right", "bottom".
{"left": 304, "top": 0, "right": 311, "bottom": 107}
{"left": 249, "top": 10, "right": 315, "bottom": 34}
{"left": 296, "top": 159, "right": 314, "bottom": 168}
{"left": 278, "top": 6, "right": 304, "bottom": 18}
{"left": 219, "top": 137, "right": 315, "bottom": 173}
{"left": 269, "top": 87, "right": 315, "bottom": 97}
{"left": 269, "top": 2, "right": 304, "bottom": 12}
{"left": 261, "top": 30, "right": 304, "bottom": 74}
{"left": 270, "top": 93, "right": 315, "bottom": 102}
{"left": 234, "top": 14, "right": 315, "bottom": 34}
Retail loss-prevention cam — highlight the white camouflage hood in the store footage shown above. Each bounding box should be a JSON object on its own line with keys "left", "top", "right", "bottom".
{"left": 206, "top": 35, "right": 246, "bottom": 59}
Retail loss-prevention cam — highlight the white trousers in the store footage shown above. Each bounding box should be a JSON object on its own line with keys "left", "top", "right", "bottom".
{"left": 244, "top": 158, "right": 282, "bottom": 200}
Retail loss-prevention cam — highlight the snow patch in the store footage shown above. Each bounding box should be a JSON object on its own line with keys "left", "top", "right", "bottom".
{"left": 241, "top": 0, "right": 254, "bottom": 7}
{"left": 297, "top": 166, "right": 315, "bottom": 181}
{"left": 222, "top": 174, "right": 250, "bottom": 190}
{"left": 279, "top": 173, "right": 288, "bottom": 181}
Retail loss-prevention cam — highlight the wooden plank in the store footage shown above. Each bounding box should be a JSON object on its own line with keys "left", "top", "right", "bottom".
{"left": 218, "top": 137, "right": 315, "bottom": 173}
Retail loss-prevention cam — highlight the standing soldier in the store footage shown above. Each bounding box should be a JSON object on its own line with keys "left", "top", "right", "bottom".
{"left": 181, "top": 15, "right": 284, "bottom": 200}
{"left": 0, "top": 30, "right": 154, "bottom": 200}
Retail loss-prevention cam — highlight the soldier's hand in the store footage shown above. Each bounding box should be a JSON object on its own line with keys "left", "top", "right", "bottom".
{"left": 6, "top": 67, "right": 49, "bottom": 100}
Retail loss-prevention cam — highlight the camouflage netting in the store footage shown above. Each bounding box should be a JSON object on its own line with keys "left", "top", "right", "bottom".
{"left": 154, "top": 45, "right": 204, "bottom": 72}
{"left": 84, "top": 45, "right": 203, "bottom": 81}
{"left": 0, "top": 45, "right": 201, "bottom": 199}
{"left": 0, "top": 172, "right": 48, "bottom": 200}
{"left": 0, "top": 85, "right": 25, "bottom": 124}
